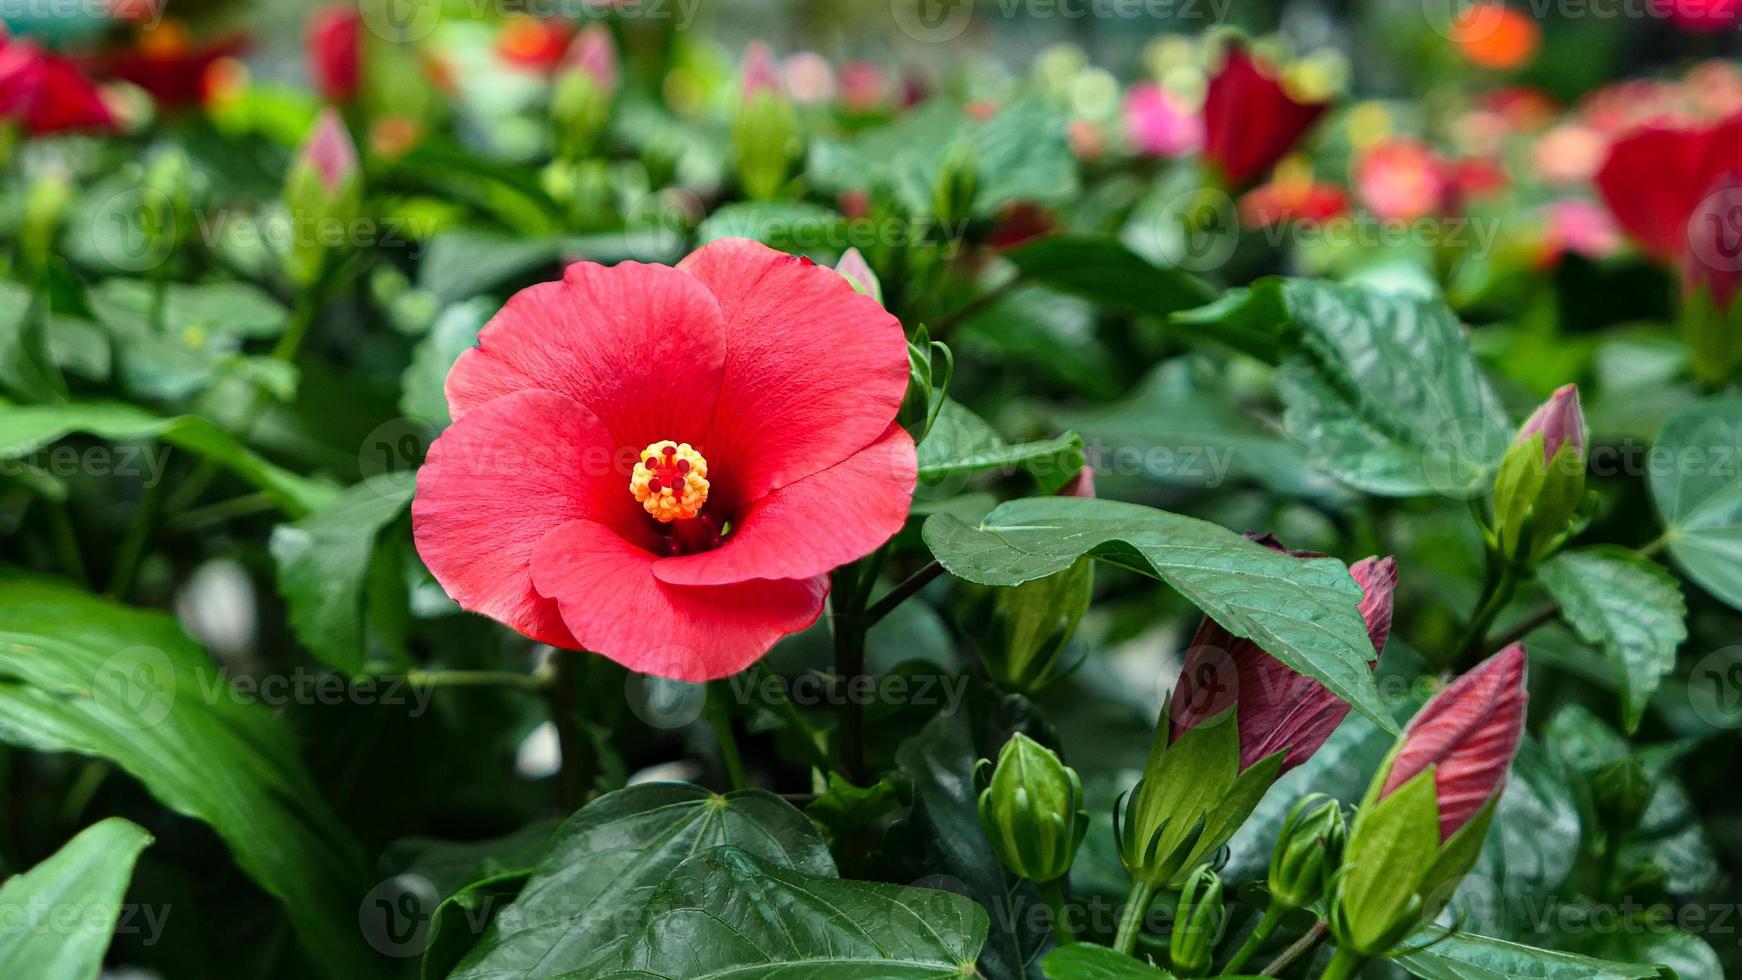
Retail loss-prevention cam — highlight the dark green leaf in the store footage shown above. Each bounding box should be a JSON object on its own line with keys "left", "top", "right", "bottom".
{"left": 922, "top": 497, "right": 1392, "bottom": 729}
{"left": 270, "top": 473, "right": 416, "bottom": 674}
{"left": 1043, "top": 944, "right": 1176, "bottom": 978}
{"left": 1394, "top": 931, "right": 1666, "bottom": 979}
{"left": 446, "top": 783, "right": 835, "bottom": 979}
{"left": 1004, "top": 235, "right": 1215, "bottom": 321}
{"left": 0, "top": 281, "right": 67, "bottom": 403}
{"left": 1538, "top": 547, "right": 1686, "bottom": 732}
{"left": 400, "top": 299, "right": 493, "bottom": 427}
{"left": 0, "top": 818, "right": 152, "bottom": 980}
{"left": 918, "top": 401, "right": 1084, "bottom": 495}
{"left": 0, "top": 573, "right": 382, "bottom": 979}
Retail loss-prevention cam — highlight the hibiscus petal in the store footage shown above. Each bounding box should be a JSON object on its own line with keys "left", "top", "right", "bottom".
{"left": 531, "top": 519, "right": 827, "bottom": 680}
{"left": 444, "top": 260, "right": 727, "bottom": 452}
{"left": 413, "top": 389, "right": 645, "bottom": 648}
{"left": 677, "top": 238, "right": 910, "bottom": 503}
{"left": 653, "top": 425, "right": 916, "bottom": 586}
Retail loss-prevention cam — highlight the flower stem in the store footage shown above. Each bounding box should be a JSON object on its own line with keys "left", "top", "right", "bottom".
{"left": 833, "top": 614, "right": 867, "bottom": 782}
{"left": 708, "top": 680, "right": 748, "bottom": 791}
{"left": 1317, "top": 946, "right": 1365, "bottom": 980}
{"left": 1112, "top": 879, "right": 1157, "bottom": 957}
{"left": 546, "top": 650, "right": 584, "bottom": 813}
{"left": 1038, "top": 878, "right": 1075, "bottom": 944}
{"left": 864, "top": 560, "right": 945, "bottom": 624}
{"left": 404, "top": 669, "right": 548, "bottom": 692}
{"left": 1222, "top": 903, "right": 1286, "bottom": 974}
{"left": 1454, "top": 557, "right": 1519, "bottom": 670}
{"left": 1259, "top": 920, "right": 1327, "bottom": 976}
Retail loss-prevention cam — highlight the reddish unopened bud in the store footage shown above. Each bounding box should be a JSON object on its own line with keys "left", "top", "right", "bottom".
{"left": 564, "top": 24, "right": 618, "bottom": 93}
{"left": 1378, "top": 644, "right": 1527, "bottom": 841}
{"left": 1170, "top": 536, "right": 1395, "bottom": 774}
{"left": 302, "top": 108, "right": 359, "bottom": 191}
{"left": 740, "top": 41, "right": 782, "bottom": 102}
{"left": 1056, "top": 466, "right": 1096, "bottom": 499}
{"left": 1516, "top": 383, "right": 1586, "bottom": 466}
{"left": 1200, "top": 42, "right": 1331, "bottom": 189}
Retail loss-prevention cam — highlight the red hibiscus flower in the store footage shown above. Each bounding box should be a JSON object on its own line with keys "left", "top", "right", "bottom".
{"left": 1201, "top": 42, "right": 1331, "bottom": 189}
{"left": 101, "top": 22, "right": 248, "bottom": 110}
{"left": 1594, "top": 113, "right": 1742, "bottom": 262}
{"left": 412, "top": 239, "right": 917, "bottom": 680}
{"left": 0, "top": 38, "right": 114, "bottom": 135}
{"left": 307, "top": 5, "right": 361, "bottom": 103}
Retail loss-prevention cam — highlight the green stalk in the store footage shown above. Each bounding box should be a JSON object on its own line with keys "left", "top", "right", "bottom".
{"left": 1112, "top": 879, "right": 1157, "bottom": 956}
{"left": 1317, "top": 946, "right": 1366, "bottom": 980}
{"left": 1222, "top": 903, "right": 1286, "bottom": 974}
{"left": 708, "top": 680, "right": 748, "bottom": 791}
{"left": 1038, "top": 879, "right": 1075, "bottom": 944}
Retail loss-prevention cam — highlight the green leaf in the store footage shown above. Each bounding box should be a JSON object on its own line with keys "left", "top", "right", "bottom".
{"left": 89, "top": 279, "right": 289, "bottom": 340}
{"left": 918, "top": 401, "right": 1085, "bottom": 495}
{"left": 1457, "top": 738, "right": 1581, "bottom": 940}
{"left": 1003, "top": 235, "right": 1215, "bottom": 321}
{"left": 1393, "top": 931, "right": 1667, "bottom": 979}
{"left": 0, "top": 281, "right": 67, "bottom": 403}
{"left": 0, "top": 818, "right": 152, "bottom": 980}
{"left": 0, "top": 400, "right": 334, "bottom": 516}
{"left": 1043, "top": 944, "right": 1177, "bottom": 979}
{"left": 581, "top": 846, "right": 987, "bottom": 979}
{"left": 1537, "top": 547, "right": 1686, "bottom": 732}
{"left": 696, "top": 201, "right": 848, "bottom": 251}
{"left": 0, "top": 573, "right": 382, "bottom": 979}
{"left": 446, "top": 783, "right": 836, "bottom": 979}
{"left": 270, "top": 473, "right": 416, "bottom": 674}
{"left": 1178, "top": 279, "right": 1510, "bottom": 498}
{"left": 1648, "top": 395, "right": 1742, "bottom": 610}
{"left": 922, "top": 497, "right": 1393, "bottom": 730}
{"left": 401, "top": 299, "right": 493, "bottom": 427}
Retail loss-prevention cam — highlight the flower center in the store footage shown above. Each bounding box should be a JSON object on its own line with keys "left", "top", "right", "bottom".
{"left": 630, "top": 441, "right": 710, "bottom": 523}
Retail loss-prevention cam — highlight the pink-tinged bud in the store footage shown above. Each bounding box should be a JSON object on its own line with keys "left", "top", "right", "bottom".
{"left": 307, "top": 5, "right": 361, "bottom": 104}
{"left": 564, "top": 24, "right": 618, "bottom": 92}
{"left": 1684, "top": 170, "right": 1742, "bottom": 308}
{"left": 834, "top": 247, "right": 881, "bottom": 303}
{"left": 740, "top": 41, "right": 782, "bottom": 101}
{"left": 783, "top": 52, "right": 836, "bottom": 105}
{"left": 302, "top": 108, "right": 359, "bottom": 192}
{"left": 1201, "top": 42, "right": 1331, "bottom": 189}
{"left": 840, "top": 61, "right": 894, "bottom": 113}
{"left": 1122, "top": 82, "right": 1203, "bottom": 158}
{"left": 1056, "top": 466, "right": 1096, "bottom": 499}
{"left": 1170, "top": 536, "right": 1396, "bottom": 774}
{"left": 1516, "top": 383, "right": 1586, "bottom": 465}
{"left": 1379, "top": 644, "right": 1527, "bottom": 842}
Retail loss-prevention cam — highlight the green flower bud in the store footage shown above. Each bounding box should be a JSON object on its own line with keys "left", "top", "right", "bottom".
{"left": 932, "top": 139, "right": 980, "bottom": 224}
{"left": 983, "top": 557, "right": 1093, "bottom": 692}
{"left": 731, "top": 43, "right": 798, "bottom": 201}
{"left": 18, "top": 172, "right": 71, "bottom": 279}
{"left": 975, "top": 733, "right": 1088, "bottom": 884}
{"left": 283, "top": 109, "right": 363, "bottom": 287}
{"left": 898, "top": 324, "right": 952, "bottom": 442}
{"left": 1169, "top": 865, "right": 1226, "bottom": 978}
{"left": 1268, "top": 793, "right": 1345, "bottom": 911}
{"left": 1591, "top": 756, "right": 1654, "bottom": 834}
{"left": 1491, "top": 384, "right": 1587, "bottom": 567}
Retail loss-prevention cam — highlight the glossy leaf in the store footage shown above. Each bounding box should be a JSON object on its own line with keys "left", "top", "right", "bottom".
{"left": 1538, "top": 547, "right": 1686, "bottom": 732}
{"left": 0, "top": 818, "right": 152, "bottom": 980}
{"left": 1648, "top": 395, "right": 1742, "bottom": 610}
{"left": 1393, "top": 931, "right": 1667, "bottom": 979}
{"left": 1042, "top": 943, "right": 1177, "bottom": 978}
{"left": 918, "top": 400, "right": 1085, "bottom": 495}
{"left": 1003, "top": 234, "right": 1215, "bottom": 320}
{"left": 922, "top": 497, "right": 1393, "bottom": 729}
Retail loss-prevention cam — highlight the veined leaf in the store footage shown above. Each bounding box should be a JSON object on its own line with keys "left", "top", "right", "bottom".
{"left": 1004, "top": 234, "right": 1215, "bottom": 321}
{"left": 581, "top": 846, "right": 987, "bottom": 979}
{"left": 922, "top": 497, "right": 1393, "bottom": 729}
{"left": 1393, "top": 930, "right": 1667, "bottom": 979}
{"left": 918, "top": 400, "right": 1084, "bottom": 495}
{"left": 0, "top": 818, "right": 152, "bottom": 980}
{"left": 445, "top": 783, "right": 835, "bottom": 979}
{"left": 1043, "top": 944, "right": 1177, "bottom": 978}
{"left": 1538, "top": 547, "right": 1686, "bottom": 732}
{"left": 1648, "top": 395, "right": 1742, "bottom": 611}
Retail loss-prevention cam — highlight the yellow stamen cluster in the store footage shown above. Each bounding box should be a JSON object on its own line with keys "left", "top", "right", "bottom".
{"left": 629, "top": 440, "right": 710, "bottom": 522}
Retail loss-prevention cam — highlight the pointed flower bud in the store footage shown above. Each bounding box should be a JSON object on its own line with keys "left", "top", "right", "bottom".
{"left": 898, "top": 325, "right": 951, "bottom": 442}
{"left": 975, "top": 733, "right": 1089, "bottom": 884}
{"left": 1492, "top": 384, "right": 1587, "bottom": 565}
{"left": 1267, "top": 793, "right": 1345, "bottom": 911}
{"left": 1057, "top": 465, "right": 1096, "bottom": 499}
{"left": 283, "top": 108, "right": 362, "bottom": 286}
{"left": 732, "top": 43, "right": 798, "bottom": 200}
{"left": 306, "top": 5, "right": 361, "bottom": 104}
{"left": 932, "top": 139, "right": 981, "bottom": 224}
{"left": 1121, "top": 538, "right": 1394, "bottom": 889}
{"left": 1331, "top": 645, "right": 1527, "bottom": 957}
{"left": 835, "top": 247, "right": 881, "bottom": 304}
{"left": 1201, "top": 41, "right": 1332, "bottom": 189}
{"left": 552, "top": 25, "right": 619, "bottom": 160}
{"left": 1169, "top": 865, "right": 1226, "bottom": 978}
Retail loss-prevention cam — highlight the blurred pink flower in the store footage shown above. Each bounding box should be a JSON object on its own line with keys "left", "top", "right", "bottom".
{"left": 1353, "top": 138, "right": 1448, "bottom": 221}
{"left": 1122, "top": 82, "right": 1202, "bottom": 158}
{"left": 1667, "top": 0, "right": 1742, "bottom": 32}
{"left": 741, "top": 41, "right": 782, "bottom": 101}
{"left": 1533, "top": 124, "right": 1609, "bottom": 186}
{"left": 839, "top": 61, "right": 893, "bottom": 113}
{"left": 1540, "top": 198, "right": 1622, "bottom": 262}
{"left": 782, "top": 52, "right": 836, "bottom": 105}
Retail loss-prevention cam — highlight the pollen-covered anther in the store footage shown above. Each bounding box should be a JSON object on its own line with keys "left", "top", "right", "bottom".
{"left": 629, "top": 440, "right": 710, "bottom": 522}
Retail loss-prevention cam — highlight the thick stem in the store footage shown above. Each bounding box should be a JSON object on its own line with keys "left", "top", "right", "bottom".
{"left": 833, "top": 615, "right": 867, "bottom": 783}
{"left": 1454, "top": 559, "right": 1518, "bottom": 670}
{"left": 1038, "top": 878, "right": 1075, "bottom": 944}
{"left": 1260, "top": 920, "right": 1327, "bottom": 976}
{"left": 864, "top": 561, "right": 945, "bottom": 624}
{"left": 1112, "top": 879, "right": 1158, "bottom": 957}
{"left": 1317, "top": 946, "right": 1366, "bottom": 980}
{"left": 708, "top": 680, "right": 748, "bottom": 791}
{"left": 1222, "top": 903, "right": 1286, "bottom": 975}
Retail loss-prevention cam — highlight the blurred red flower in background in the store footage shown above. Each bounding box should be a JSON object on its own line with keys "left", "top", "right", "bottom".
{"left": 1201, "top": 42, "right": 1330, "bottom": 189}
{"left": 101, "top": 21, "right": 247, "bottom": 109}
{"left": 307, "top": 5, "right": 361, "bottom": 103}
{"left": 0, "top": 36, "right": 114, "bottom": 135}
